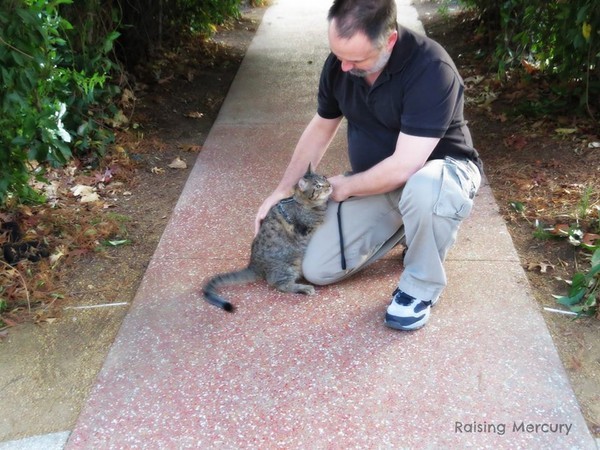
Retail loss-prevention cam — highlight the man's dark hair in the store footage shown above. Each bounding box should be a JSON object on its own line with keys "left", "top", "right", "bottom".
{"left": 328, "top": 0, "right": 397, "bottom": 45}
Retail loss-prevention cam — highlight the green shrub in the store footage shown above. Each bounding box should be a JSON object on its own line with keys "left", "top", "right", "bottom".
{"left": 555, "top": 248, "right": 600, "bottom": 317}
{"left": 0, "top": 0, "right": 119, "bottom": 204}
{"left": 0, "top": 0, "right": 244, "bottom": 205}
{"left": 117, "top": 0, "right": 243, "bottom": 69}
{"left": 460, "top": 0, "right": 599, "bottom": 115}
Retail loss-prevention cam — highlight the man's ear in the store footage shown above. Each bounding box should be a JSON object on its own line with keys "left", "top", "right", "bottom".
{"left": 387, "top": 29, "right": 398, "bottom": 51}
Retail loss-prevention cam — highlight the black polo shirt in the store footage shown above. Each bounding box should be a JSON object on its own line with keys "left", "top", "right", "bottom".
{"left": 317, "top": 26, "right": 482, "bottom": 174}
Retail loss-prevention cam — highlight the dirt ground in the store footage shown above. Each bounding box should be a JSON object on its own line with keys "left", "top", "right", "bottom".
{"left": 420, "top": 8, "right": 600, "bottom": 437}
{"left": 420, "top": 5, "right": 600, "bottom": 437}
{"left": 1, "top": 2, "right": 599, "bottom": 442}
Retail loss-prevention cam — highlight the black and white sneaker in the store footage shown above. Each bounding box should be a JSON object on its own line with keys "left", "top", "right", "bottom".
{"left": 384, "top": 288, "right": 438, "bottom": 331}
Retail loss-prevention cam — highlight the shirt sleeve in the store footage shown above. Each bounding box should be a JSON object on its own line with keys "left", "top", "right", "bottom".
{"left": 400, "top": 60, "right": 463, "bottom": 138}
{"left": 317, "top": 53, "right": 344, "bottom": 119}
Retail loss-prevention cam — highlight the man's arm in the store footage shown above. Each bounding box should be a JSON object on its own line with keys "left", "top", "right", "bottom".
{"left": 328, "top": 132, "right": 440, "bottom": 202}
{"left": 254, "top": 113, "right": 343, "bottom": 234}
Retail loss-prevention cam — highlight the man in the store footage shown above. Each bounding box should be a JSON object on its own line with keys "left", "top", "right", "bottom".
{"left": 255, "top": 0, "right": 482, "bottom": 330}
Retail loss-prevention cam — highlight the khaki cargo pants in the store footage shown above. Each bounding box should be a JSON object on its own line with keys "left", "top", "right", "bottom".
{"left": 302, "top": 157, "right": 482, "bottom": 301}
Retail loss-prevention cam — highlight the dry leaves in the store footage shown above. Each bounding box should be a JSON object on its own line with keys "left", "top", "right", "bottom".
{"left": 184, "top": 111, "right": 204, "bottom": 119}
{"left": 503, "top": 134, "right": 528, "bottom": 151}
{"left": 71, "top": 185, "right": 100, "bottom": 203}
{"left": 1, "top": 156, "right": 136, "bottom": 326}
{"left": 526, "top": 261, "right": 555, "bottom": 273}
{"left": 168, "top": 157, "right": 187, "bottom": 169}
{"left": 179, "top": 144, "right": 203, "bottom": 152}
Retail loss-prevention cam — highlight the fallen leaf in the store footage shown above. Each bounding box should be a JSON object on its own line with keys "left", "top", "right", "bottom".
{"left": 168, "top": 157, "right": 187, "bottom": 169}
{"left": 474, "top": 90, "right": 497, "bottom": 106}
{"left": 49, "top": 248, "right": 65, "bottom": 265}
{"left": 521, "top": 59, "right": 540, "bottom": 75}
{"left": 70, "top": 185, "right": 100, "bottom": 203}
{"left": 106, "top": 109, "right": 129, "bottom": 128}
{"left": 157, "top": 74, "right": 175, "bottom": 84}
{"left": 80, "top": 192, "right": 100, "bottom": 203}
{"left": 464, "top": 75, "right": 485, "bottom": 85}
{"left": 71, "top": 184, "right": 94, "bottom": 197}
{"left": 582, "top": 233, "right": 600, "bottom": 247}
{"left": 94, "top": 168, "right": 113, "bottom": 184}
{"left": 551, "top": 224, "right": 570, "bottom": 236}
{"left": 42, "top": 181, "right": 61, "bottom": 205}
{"left": 515, "top": 180, "right": 533, "bottom": 191}
{"left": 2, "top": 317, "right": 18, "bottom": 327}
{"left": 184, "top": 111, "right": 204, "bottom": 119}
{"left": 151, "top": 167, "right": 165, "bottom": 174}
{"left": 555, "top": 128, "right": 577, "bottom": 135}
{"left": 106, "top": 239, "right": 130, "bottom": 247}
{"left": 121, "top": 88, "right": 135, "bottom": 106}
{"left": 180, "top": 144, "right": 203, "bottom": 152}
{"left": 526, "top": 261, "right": 555, "bottom": 273}
{"left": 67, "top": 248, "right": 90, "bottom": 259}
{"left": 503, "top": 134, "right": 528, "bottom": 150}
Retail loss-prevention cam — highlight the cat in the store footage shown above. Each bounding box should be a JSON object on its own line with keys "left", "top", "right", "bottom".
{"left": 203, "top": 164, "right": 332, "bottom": 312}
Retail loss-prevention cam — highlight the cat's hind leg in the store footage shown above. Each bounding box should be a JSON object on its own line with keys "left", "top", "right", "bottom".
{"left": 281, "top": 282, "right": 315, "bottom": 296}
{"left": 266, "top": 268, "right": 315, "bottom": 295}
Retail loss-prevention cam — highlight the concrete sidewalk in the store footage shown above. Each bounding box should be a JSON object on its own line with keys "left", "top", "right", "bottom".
{"left": 64, "top": 0, "right": 596, "bottom": 448}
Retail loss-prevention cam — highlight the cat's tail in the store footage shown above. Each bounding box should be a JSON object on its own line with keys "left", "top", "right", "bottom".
{"left": 202, "top": 268, "right": 258, "bottom": 312}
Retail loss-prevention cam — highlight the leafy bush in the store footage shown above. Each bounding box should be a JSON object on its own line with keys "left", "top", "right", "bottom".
{"left": 555, "top": 248, "right": 600, "bottom": 318}
{"left": 0, "top": 0, "right": 244, "bottom": 206}
{"left": 0, "top": 0, "right": 118, "bottom": 204}
{"left": 117, "top": 0, "right": 242, "bottom": 69}
{"left": 460, "top": 0, "right": 599, "bottom": 115}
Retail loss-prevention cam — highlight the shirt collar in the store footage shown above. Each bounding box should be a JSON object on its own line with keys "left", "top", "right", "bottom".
{"left": 384, "top": 26, "right": 418, "bottom": 75}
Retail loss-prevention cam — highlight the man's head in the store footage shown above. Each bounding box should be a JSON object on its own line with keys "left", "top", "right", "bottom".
{"left": 327, "top": 0, "right": 398, "bottom": 78}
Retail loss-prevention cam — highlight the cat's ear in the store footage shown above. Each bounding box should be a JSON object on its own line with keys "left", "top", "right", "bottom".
{"left": 305, "top": 162, "right": 313, "bottom": 175}
{"left": 298, "top": 178, "right": 308, "bottom": 191}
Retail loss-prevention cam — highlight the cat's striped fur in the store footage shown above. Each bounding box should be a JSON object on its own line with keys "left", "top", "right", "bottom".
{"left": 203, "top": 165, "right": 332, "bottom": 312}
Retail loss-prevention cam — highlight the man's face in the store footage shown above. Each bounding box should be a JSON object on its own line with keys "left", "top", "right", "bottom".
{"left": 328, "top": 20, "right": 397, "bottom": 78}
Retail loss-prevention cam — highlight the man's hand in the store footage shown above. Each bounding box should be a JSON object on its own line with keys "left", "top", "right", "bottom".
{"left": 328, "top": 174, "right": 352, "bottom": 202}
{"left": 327, "top": 133, "right": 441, "bottom": 201}
{"left": 254, "top": 191, "right": 289, "bottom": 235}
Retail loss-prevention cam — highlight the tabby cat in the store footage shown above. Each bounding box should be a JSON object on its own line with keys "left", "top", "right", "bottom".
{"left": 203, "top": 164, "right": 332, "bottom": 312}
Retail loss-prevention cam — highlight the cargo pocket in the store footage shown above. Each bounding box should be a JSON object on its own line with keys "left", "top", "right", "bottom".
{"left": 433, "top": 157, "right": 479, "bottom": 220}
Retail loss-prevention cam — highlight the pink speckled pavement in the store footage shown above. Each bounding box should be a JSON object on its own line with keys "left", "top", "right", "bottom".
{"left": 67, "top": 0, "right": 596, "bottom": 448}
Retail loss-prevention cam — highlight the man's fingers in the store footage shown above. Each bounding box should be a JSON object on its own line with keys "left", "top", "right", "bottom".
{"left": 254, "top": 191, "right": 289, "bottom": 236}
{"left": 254, "top": 215, "right": 263, "bottom": 235}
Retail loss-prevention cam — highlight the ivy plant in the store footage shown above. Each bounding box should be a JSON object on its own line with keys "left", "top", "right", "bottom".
{"left": 554, "top": 248, "right": 600, "bottom": 317}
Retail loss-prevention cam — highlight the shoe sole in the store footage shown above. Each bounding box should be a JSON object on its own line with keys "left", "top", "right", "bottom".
{"left": 384, "top": 313, "right": 428, "bottom": 331}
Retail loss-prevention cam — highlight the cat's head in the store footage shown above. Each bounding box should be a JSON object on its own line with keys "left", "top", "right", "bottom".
{"left": 296, "top": 163, "right": 332, "bottom": 204}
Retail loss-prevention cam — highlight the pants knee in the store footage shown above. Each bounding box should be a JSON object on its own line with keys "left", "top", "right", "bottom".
{"left": 399, "top": 164, "right": 442, "bottom": 215}
{"left": 302, "top": 259, "right": 340, "bottom": 286}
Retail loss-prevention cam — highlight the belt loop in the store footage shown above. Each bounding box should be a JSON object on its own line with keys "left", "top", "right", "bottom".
{"left": 337, "top": 201, "right": 347, "bottom": 270}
